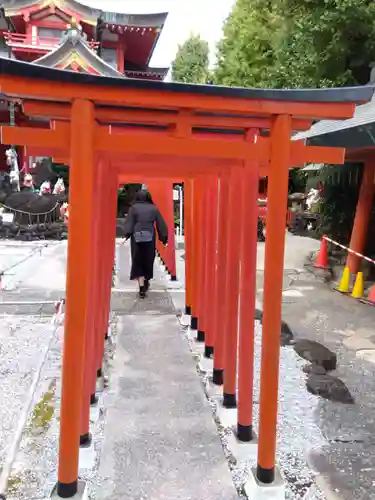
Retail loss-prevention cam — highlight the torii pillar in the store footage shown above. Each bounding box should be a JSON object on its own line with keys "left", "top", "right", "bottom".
{"left": 346, "top": 160, "right": 375, "bottom": 274}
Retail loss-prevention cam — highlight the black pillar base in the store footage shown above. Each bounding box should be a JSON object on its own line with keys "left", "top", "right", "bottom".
{"left": 90, "top": 393, "right": 98, "bottom": 405}
{"left": 212, "top": 368, "right": 223, "bottom": 386}
{"left": 190, "top": 316, "right": 198, "bottom": 330}
{"left": 97, "top": 368, "right": 103, "bottom": 378}
{"left": 237, "top": 423, "right": 253, "bottom": 442}
{"left": 197, "top": 330, "right": 205, "bottom": 342}
{"left": 79, "top": 432, "right": 92, "bottom": 447}
{"left": 171, "top": 275, "right": 177, "bottom": 281}
{"left": 223, "top": 392, "right": 237, "bottom": 408}
{"left": 256, "top": 465, "right": 275, "bottom": 484}
{"left": 185, "top": 305, "right": 191, "bottom": 315}
{"left": 204, "top": 345, "right": 214, "bottom": 358}
{"left": 57, "top": 480, "right": 78, "bottom": 498}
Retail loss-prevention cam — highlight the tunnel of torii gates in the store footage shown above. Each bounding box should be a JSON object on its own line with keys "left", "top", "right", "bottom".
{"left": 0, "top": 59, "right": 372, "bottom": 498}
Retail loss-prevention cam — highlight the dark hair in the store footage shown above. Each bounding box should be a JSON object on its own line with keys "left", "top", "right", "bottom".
{"left": 135, "top": 189, "right": 153, "bottom": 204}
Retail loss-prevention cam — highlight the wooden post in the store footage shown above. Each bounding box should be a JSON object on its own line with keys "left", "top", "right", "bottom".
{"left": 197, "top": 179, "right": 208, "bottom": 343}
{"left": 97, "top": 164, "right": 118, "bottom": 366}
{"left": 257, "top": 115, "right": 291, "bottom": 484}
{"left": 237, "top": 159, "right": 258, "bottom": 441}
{"left": 223, "top": 168, "right": 242, "bottom": 407}
{"left": 94, "top": 161, "right": 113, "bottom": 374}
{"left": 166, "top": 181, "right": 177, "bottom": 280}
{"left": 203, "top": 177, "right": 218, "bottom": 358}
{"left": 57, "top": 99, "right": 95, "bottom": 498}
{"left": 346, "top": 161, "right": 375, "bottom": 274}
{"left": 79, "top": 160, "right": 100, "bottom": 445}
{"left": 193, "top": 179, "right": 204, "bottom": 339}
{"left": 212, "top": 174, "right": 229, "bottom": 385}
{"left": 184, "top": 179, "right": 193, "bottom": 315}
{"left": 190, "top": 180, "right": 199, "bottom": 330}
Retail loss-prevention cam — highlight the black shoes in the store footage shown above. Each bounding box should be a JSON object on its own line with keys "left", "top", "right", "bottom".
{"left": 139, "top": 280, "right": 150, "bottom": 299}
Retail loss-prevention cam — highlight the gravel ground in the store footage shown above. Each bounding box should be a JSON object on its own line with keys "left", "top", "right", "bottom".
{"left": 6, "top": 314, "right": 117, "bottom": 500}
{"left": 0, "top": 316, "right": 56, "bottom": 468}
{"left": 181, "top": 318, "right": 328, "bottom": 500}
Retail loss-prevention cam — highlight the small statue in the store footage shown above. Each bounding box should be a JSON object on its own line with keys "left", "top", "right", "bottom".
{"left": 60, "top": 202, "right": 69, "bottom": 224}
{"left": 39, "top": 180, "right": 52, "bottom": 195}
{"left": 53, "top": 177, "right": 65, "bottom": 195}
{"left": 22, "top": 173, "right": 35, "bottom": 192}
{"left": 5, "top": 148, "right": 20, "bottom": 192}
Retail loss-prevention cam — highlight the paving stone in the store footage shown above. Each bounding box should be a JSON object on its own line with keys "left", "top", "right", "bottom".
{"left": 356, "top": 349, "right": 375, "bottom": 364}
{"left": 303, "top": 363, "right": 326, "bottom": 375}
{"left": 294, "top": 339, "right": 337, "bottom": 371}
{"left": 306, "top": 374, "right": 355, "bottom": 404}
{"left": 343, "top": 335, "right": 375, "bottom": 352}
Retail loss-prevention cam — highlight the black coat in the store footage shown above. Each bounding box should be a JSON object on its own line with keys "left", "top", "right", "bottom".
{"left": 124, "top": 201, "right": 168, "bottom": 245}
{"left": 123, "top": 201, "right": 168, "bottom": 280}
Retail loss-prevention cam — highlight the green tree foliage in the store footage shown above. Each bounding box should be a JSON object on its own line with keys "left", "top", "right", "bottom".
{"left": 171, "top": 34, "right": 210, "bottom": 84}
{"left": 275, "top": 0, "right": 375, "bottom": 88}
{"left": 214, "top": 0, "right": 283, "bottom": 87}
{"left": 214, "top": 0, "right": 375, "bottom": 88}
{"left": 316, "top": 164, "right": 362, "bottom": 243}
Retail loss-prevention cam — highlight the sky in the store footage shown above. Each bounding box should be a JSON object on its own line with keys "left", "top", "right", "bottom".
{"left": 79, "top": 0, "right": 235, "bottom": 70}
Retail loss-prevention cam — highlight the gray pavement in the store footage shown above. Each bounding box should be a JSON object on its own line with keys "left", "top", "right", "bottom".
{"left": 96, "top": 243, "right": 238, "bottom": 500}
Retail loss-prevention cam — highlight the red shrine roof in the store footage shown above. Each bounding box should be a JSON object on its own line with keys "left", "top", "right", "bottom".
{"left": 33, "top": 24, "right": 124, "bottom": 77}
{"left": 1, "top": 0, "right": 168, "bottom": 27}
{"left": 1, "top": 0, "right": 169, "bottom": 78}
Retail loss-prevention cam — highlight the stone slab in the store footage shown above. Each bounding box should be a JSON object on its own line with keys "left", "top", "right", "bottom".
{"left": 51, "top": 480, "right": 88, "bottom": 500}
{"left": 356, "top": 349, "right": 375, "bottom": 364}
{"left": 96, "top": 314, "right": 237, "bottom": 500}
{"left": 215, "top": 403, "right": 238, "bottom": 429}
{"left": 179, "top": 314, "right": 190, "bottom": 327}
{"left": 198, "top": 355, "right": 214, "bottom": 373}
{"left": 205, "top": 381, "right": 223, "bottom": 402}
{"left": 79, "top": 444, "right": 96, "bottom": 470}
{"left": 245, "top": 467, "right": 285, "bottom": 500}
{"left": 343, "top": 335, "right": 375, "bottom": 351}
{"left": 110, "top": 291, "right": 176, "bottom": 315}
{"left": 226, "top": 431, "right": 258, "bottom": 462}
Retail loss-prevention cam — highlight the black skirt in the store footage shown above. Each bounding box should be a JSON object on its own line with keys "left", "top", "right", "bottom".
{"left": 130, "top": 237, "right": 156, "bottom": 280}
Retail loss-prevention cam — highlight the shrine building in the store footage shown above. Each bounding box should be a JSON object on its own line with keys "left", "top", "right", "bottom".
{"left": 0, "top": 0, "right": 169, "bottom": 172}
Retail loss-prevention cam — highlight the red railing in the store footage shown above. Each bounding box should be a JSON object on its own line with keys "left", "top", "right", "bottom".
{"left": 3, "top": 32, "right": 99, "bottom": 50}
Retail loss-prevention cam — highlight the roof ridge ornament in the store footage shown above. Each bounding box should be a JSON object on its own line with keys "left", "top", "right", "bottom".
{"left": 63, "top": 17, "right": 88, "bottom": 46}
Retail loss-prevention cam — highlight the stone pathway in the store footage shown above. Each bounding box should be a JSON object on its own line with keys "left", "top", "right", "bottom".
{"left": 96, "top": 243, "right": 237, "bottom": 500}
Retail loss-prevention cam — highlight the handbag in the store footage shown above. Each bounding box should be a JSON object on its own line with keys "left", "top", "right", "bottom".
{"left": 134, "top": 228, "right": 154, "bottom": 243}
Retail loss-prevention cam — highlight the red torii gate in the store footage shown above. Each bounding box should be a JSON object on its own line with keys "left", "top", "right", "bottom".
{"left": 0, "top": 58, "right": 371, "bottom": 498}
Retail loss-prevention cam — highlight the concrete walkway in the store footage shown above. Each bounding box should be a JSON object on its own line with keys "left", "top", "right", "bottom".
{"left": 96, "top": 243, "right": 237, "bottom": 500}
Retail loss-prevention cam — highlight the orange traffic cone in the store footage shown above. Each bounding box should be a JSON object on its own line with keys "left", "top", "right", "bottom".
{"left": 314, "top": 237, "right": 329, "bottom": 268}
{"left": 366, "top": 283, "right": 375, "bottom": 304}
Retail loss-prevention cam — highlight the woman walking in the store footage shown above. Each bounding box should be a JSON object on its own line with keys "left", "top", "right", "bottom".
{"left": 124, "top": 189, "right": 168, "bottom": 298}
